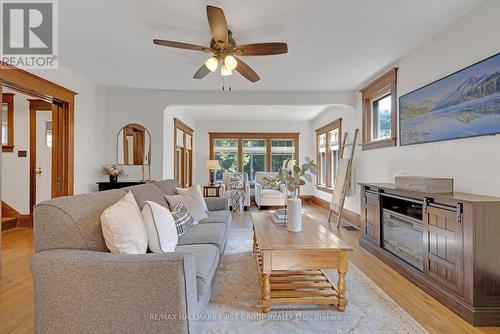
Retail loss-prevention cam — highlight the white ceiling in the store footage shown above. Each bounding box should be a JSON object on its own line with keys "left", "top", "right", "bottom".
{"left": 170, "top": 104, "right": 329, "bottom": 121}
{"left": 59, "top": 0, "right": 484, "bottom": 91}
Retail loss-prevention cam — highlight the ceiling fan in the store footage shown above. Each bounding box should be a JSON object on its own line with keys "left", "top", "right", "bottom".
{"left": 153, "top": 5, "right": 288, "bottom": 85}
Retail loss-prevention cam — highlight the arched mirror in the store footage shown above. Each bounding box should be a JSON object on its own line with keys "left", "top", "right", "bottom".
{"left": 117, "top": 123, "right": 151, "bottom": 165}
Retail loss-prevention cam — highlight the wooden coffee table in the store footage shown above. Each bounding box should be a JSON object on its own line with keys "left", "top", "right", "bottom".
{"left": 252, "top": 212, "right": 353, "bottom": 313}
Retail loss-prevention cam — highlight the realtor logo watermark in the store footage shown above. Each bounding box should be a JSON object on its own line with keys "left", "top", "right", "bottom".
{"left": 1, "top": 0, "right": 58, "bottom": 69}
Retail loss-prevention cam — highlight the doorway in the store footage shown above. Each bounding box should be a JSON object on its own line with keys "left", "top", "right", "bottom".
{"left": 0, "top": 62, "right": 76, "bottom": 274}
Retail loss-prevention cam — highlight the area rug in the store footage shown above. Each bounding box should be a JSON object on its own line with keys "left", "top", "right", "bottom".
{"left": 199, "top": 228, "right": 428, "bottom": 334}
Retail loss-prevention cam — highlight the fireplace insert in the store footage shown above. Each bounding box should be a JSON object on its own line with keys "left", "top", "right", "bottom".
{"left": 381, "top": 194, "right": 424, "bottom": 271}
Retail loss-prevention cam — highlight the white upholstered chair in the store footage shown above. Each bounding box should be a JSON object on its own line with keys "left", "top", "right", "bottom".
{"left": 220, "top": 173, "right": 251, "bottom": 210}
{"left": 254, "top": 171, "right": 287, "bottom": 209}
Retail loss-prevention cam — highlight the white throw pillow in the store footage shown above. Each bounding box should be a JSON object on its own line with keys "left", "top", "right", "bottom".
{"left": 141, "top": 201, "right": 178, "bottom": 253}
{"left": 165, "top": 186, "right": 209, "bottom": 222}
{"left": 196, "top": 184, "right": 209, "bottom": 212}
{"left": 100, "top": 191, "right": 148, "bottom": 254}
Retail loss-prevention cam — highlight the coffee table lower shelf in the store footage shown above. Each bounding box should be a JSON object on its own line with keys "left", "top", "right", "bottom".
{"left": 254, "top": 240, "right": 347, "bottom": 313}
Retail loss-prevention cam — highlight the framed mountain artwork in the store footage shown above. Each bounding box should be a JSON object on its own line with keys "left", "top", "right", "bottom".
{"left": 399, "top": 52, "right": 500, "bottom": 145}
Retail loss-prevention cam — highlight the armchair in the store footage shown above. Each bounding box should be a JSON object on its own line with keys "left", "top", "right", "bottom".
{"left": 220, "top": 172, "right": 251, "bottom": 210}
{"left": 254, "top": 171, "right": 287, "bottom": 209}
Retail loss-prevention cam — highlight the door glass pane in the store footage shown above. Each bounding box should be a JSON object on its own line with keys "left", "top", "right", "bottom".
{"left": 176, "top": 128, "right": 184, "bottom": 147}
{"left": 2, "top": 104, "right": 8, "bottom": 145}
{"left": 372, "top": 94, "right": 392, "bottom": 140}
{"left": 214, "top": 139, "right": 238, "bottom": 181}
{"left": 175, "top": 148, "right": 182, "bottom": 183}
{"left": 318, "top": 133, "right": 327, "bottom": 185}
{"left": 271, "top": 139, "right": 295, "bottom": 172}
{"left": 329, "top": 128, "right": 339, "bottom": 186}
{"left": 185, "top": 150, "right": 191, "bottom": 187}
{"left": 243, "top": 139, "right": 266, "bottom": 181}
{"left": 46, "top": 121, "right": 52, "bottom": 148}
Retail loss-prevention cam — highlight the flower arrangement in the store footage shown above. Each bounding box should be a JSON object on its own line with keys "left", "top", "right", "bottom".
{"left": 102, "top": 164, "right": 124, "bottom": 182}
{"left": 264, "top": 157, "right": 318, "bottom": 196}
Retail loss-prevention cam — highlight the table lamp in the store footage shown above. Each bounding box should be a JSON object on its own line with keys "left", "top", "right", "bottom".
{"left": 206, "top": 160, "right": 220, "bottom": 185}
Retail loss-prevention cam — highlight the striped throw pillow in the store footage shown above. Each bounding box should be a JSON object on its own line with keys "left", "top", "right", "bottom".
{"left": 171, "top": 202, "right": 195, "bottom": 238}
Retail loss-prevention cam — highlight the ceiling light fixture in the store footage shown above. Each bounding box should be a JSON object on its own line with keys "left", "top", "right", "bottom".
{"left": 204, "top": 56, "right": 219, "bottom": 72}
{"left": 221, "top": 64, "right": 232, "bottom": 76}
{"left": 224, "top": 55, "right": 238, "bottom": 70}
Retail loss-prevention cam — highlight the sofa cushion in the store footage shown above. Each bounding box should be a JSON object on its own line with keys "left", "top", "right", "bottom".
{"left": 199, "top": 211, "right": 231, "bottom": 225}
{"left": 261, "top": 189, "right": 284, "bottom": 198}
{"left": 175, "top": 244, "right": 220, "bottom": 301}
{"left": 154, "top": 180, "right": 181, "bottom": 196}
{"left": 121, "top": 183, "right": 169, "bottom": 209}
{"left": 178, "top": 223, "right": 227, "bottom": 251}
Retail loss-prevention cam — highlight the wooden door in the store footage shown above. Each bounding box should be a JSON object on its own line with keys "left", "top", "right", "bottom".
{"left": 361, "top": 189, "right": 380, "bottom": 245}
{"left": 423, "top": 201, "right": 464, "bottom": 296}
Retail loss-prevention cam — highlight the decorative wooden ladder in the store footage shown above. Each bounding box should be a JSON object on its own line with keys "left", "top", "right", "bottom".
{"left": 328, "top": 128, "right": 358, "bottom": 229}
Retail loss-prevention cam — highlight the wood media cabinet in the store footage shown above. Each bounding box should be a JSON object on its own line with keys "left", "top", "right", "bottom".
{"left": 359, "top": 182, "right": 500, "bottom": 326}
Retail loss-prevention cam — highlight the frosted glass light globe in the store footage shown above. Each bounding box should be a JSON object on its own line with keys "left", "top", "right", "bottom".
{"left": 204, "top": 56, "right": 219, "bottom": 72}
{"left": 224, "top": 55, "right": 238, "bottom": 70}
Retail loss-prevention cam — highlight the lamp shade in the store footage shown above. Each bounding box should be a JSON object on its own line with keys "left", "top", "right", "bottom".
{"left": 206, "top": 160, "right": 220, "bottom": 170}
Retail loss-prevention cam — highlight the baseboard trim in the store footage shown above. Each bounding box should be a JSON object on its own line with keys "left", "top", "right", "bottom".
{"left": 300, "top": 195, "right": 361, "bottom": 229}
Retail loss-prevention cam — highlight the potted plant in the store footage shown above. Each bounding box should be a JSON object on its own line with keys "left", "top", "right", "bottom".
{"left": 102, "top": 164, "right": 124, "bottom": 183}
{"left": 265, "top": 157, "right": 317, "bottom": 232}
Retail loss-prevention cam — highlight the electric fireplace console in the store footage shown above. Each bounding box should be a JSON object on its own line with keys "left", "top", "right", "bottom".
{"left": 359, "top": 182, "right": 500, "bottom": 326}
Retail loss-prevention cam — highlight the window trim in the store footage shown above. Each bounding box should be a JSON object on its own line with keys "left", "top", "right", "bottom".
{"left": 360, "top": 67, "right": 398, "bottom": 151}
{"left": 209, "top": 132, "right": 300, "bottom": 180}
{"left": 174, "top": 118, "right": 194, "bottom": 187}
{"left": 2, "top": 92, "right": 14, "bottom": 152}
{"left": 315, "top": 118, "right": 342, "bottom": 194}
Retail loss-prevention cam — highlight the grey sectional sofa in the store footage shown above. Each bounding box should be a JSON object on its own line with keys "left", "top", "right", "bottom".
{"left": 31, "top": 180, "right": 231, "bottom": 334}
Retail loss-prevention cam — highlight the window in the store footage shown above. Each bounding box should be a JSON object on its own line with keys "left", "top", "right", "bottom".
{"left": 209, "top": 133, "right": 299, "bottom": 181}
{"left": 243, "top": 139, "right": 266, "bottom": 181}
{"left": 271, "top": 139, "right": 295, "bottom": 172}
{"left": 2, "top": 93, "right": 14, "bottom": 152}
{"left": 315, "top": 119, "right": 342, "bottom": 193}
{"left": 174, "top": 118, "right": 194, "bottom": 187}
{"left": 214, "top": 138, "right": 238, "bottom": 181}
{"left": 361, "top": 68, "right": 397, "bottom": 150}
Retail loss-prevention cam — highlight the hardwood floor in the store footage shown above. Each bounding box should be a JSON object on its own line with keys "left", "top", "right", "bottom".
{"left": 0, "top": 228, "right": 34, "bottom": 334}
{"left": 1, "top": 204, "right": 499, "bottom": 334}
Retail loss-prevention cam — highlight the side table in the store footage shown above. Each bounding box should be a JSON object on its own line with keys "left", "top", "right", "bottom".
{"left": 203, "top": 184, "right": 221, "bottom": 197}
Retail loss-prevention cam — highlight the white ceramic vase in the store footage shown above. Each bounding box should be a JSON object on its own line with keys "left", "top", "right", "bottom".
{"left": 287, "top": 197, "right": 302, "bottom": 232}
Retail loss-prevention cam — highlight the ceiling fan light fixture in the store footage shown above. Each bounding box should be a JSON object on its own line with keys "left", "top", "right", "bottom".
{"left": 221, "top": 64, "right": 233, "bottom": 76}
{"left": 205, "top": 56, "right": 219, "bottom": 72}
{"left": 224, "top": 55, "right": 238, "bottom": 70}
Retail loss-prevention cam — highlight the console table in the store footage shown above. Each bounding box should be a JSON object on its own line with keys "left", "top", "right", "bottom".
{"left": 97, "top": 181, "right": 146, "bottom": 191}
{"left": 359, "top": 182, "right": 500, "bottom": 326}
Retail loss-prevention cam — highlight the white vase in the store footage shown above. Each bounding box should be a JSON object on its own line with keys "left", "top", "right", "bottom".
{"left": 287, "top": 197, "right": 302, "bottom": 232}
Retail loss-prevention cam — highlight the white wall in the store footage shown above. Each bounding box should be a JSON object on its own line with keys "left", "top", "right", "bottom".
{"left": 192, "top": 119, "right": 315, "bottom": 194}
{"left": 314, "top": 0, "right": 500, "bottom": 215}
{"left": 1, "top": 90, "right": 31, "bottom": 213}
{"left": 32, "top": 66, "right": 107, "bottom": 194}
{"left": 105, "top": 90, "right": 355, "bottom": 183}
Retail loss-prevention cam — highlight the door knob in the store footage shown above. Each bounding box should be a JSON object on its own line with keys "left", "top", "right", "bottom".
{"left": 35, "top": 167, "right": 42, "bottom": 175}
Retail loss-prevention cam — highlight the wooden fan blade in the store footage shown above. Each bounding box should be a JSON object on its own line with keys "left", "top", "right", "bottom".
{"left": 233, "top": 43, "right": 288, "bottom": 56}
{"left": 234, "top": 57, "right": 260, "bottom": 82}
{"left": 153, "top": 39, "right": 212, "bottom": 52}
{"left": 193, "top": 64, "right": 211, "bottom": 79}
{"left": 206, "top": 5, "right": 228, "bottom": 48}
